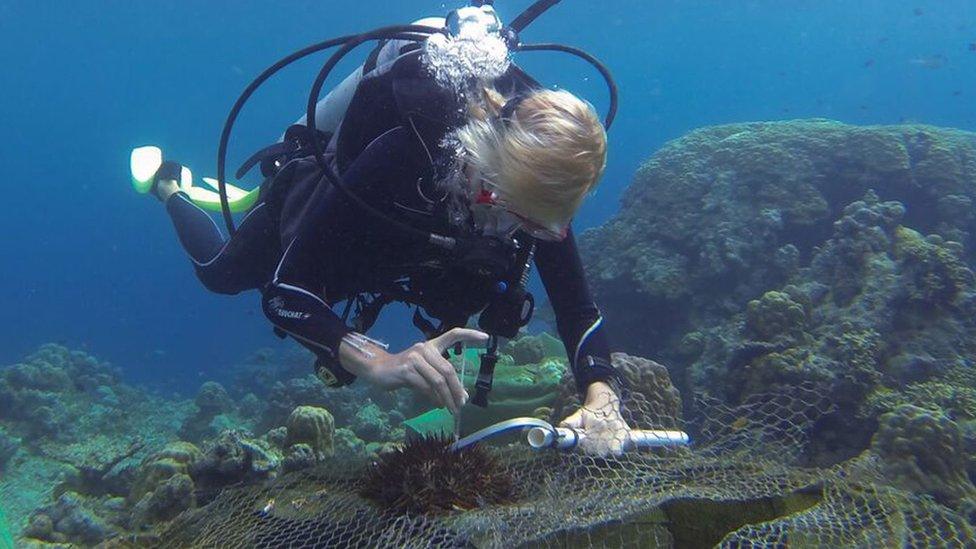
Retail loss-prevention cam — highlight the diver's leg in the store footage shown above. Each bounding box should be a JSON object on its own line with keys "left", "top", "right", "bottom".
{"left": 165, "top": 193, "right": 280, "bottom": 295}
{"left": 165, "top": 192, "right": 225, "bottom": 264}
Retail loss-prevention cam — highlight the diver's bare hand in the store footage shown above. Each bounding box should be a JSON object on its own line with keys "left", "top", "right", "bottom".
{"left": 559, "top": 381, "right": 631, "bottom": 457}
{"left": 338, "top": 328, "right": 489, "bottom": 414}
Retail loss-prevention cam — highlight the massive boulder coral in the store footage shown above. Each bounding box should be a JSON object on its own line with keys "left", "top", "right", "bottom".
{"left": 128, "top": 442, "right": 202, "bottom": 527}
{"left": 871, "top": 405, "right": 976, "bottom": 509}
{"left": 285, "top": 406, "right": 335, "bottom": 460}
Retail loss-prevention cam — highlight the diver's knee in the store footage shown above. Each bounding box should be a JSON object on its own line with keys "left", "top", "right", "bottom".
{"left": 194, "top": 266, "right": 244, "bottom": 295}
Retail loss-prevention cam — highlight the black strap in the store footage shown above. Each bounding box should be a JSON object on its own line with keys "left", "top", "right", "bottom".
{"left": 471, "top": 335, "right": 499, "bottom": 408}
{"left": 236, "top": 141, "right": 298, "bottom": 180}
{"left": 236, "top": 125, "right": 333, "bottom": 181}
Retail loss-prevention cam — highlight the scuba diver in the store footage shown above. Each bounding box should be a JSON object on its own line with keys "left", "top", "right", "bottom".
{"left": 134, "top": 1, "right": 632, "bottom": 455}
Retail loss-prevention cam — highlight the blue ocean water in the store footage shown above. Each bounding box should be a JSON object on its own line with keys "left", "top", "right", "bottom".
{"left": 0, "top": 0, "right": 974, "bottom": 393}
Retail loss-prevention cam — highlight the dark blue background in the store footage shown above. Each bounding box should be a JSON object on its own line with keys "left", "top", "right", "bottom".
{"left": 1, "top": 1, "right": 973, "bottom": 393}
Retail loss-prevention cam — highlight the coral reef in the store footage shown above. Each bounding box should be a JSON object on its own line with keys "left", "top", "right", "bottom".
{"left": 0, "top": 344, "right": 190, "bottom": 542}
{"left": 580, "top": 120, "right": 976, "bottom": 471}
{"left": 261, "top": 374, "right": 415, "bottom": 442}
{"left": 871, "top": 405, "right": 976, "bottom": 510}
{"left": 11, "top": 120, "right": 976, "bottom": 544}
{"left": 130, "top": 473, "right": 195, "bottom": 527}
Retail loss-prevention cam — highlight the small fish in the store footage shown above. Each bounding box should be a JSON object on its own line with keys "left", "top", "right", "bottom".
{"left": 953, "top": 90, "right": 963, "bottom": 96}
{"left": 863, "top": 59, "right": 875, "bottom": 68}
{"left": 913, "top": 7, "right": 924, "bottom": 16}
{"left": 731, "top": 417, "right": 749, "bottom": 431}
{"left": 969, "top": 42, "right": 976, "bottom": 52}
{"left": 908, "top": 54, "right": 948, "bottom": 69}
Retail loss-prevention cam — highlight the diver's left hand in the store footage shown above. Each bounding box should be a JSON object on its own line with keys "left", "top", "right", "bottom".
{"left": 559, "top": 381, "right": 631, "bottom": 457}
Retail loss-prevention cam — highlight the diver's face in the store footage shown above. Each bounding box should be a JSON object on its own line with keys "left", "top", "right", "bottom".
{"left": 464, "top": 164, "right": 569, "bottom": 242}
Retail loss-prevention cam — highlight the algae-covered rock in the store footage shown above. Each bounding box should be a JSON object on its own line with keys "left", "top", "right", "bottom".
{"left": 285, "top": 406, "right": 335, "bottom": 459}
{"left": 448, "top": 348, "right": 566, "bottom": 431}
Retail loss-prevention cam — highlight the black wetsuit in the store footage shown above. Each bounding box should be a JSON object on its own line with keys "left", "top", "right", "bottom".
{"left": 165, "top": 43, "right": 616, "bottom": 395}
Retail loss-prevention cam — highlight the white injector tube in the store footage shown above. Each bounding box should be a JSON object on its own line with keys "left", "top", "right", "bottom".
{"left": 526, "top": 425, "right": 690, "bottom": 451}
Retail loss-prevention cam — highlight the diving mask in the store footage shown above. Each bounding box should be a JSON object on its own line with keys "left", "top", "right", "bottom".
{"left": 468, "top": 168, "right": 569, "bottom": 242}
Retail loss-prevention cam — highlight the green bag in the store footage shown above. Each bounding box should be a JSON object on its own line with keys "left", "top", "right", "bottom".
{"left": 0, "top": 502, "right": 13, "bottom": 549}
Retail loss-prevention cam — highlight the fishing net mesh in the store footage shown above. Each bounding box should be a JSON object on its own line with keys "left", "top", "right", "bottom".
{"left": 143, "top": 383, "right": 973, "bottom": 548}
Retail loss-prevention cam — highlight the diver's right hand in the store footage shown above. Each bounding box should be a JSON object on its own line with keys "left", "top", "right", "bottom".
{"left": 337, "top": 328, "right": 489, "bottom": 414}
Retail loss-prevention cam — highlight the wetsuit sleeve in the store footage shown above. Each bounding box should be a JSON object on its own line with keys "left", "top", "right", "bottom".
{"left": 263, "top": 126, "right": 426, "bottom": 387}
{"left": 534, "top": 228, "right": 619, "bottom": 396}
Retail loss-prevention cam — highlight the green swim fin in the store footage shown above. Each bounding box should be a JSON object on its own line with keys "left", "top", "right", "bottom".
{"left": 130, "top": 146, "right": 260, "bottom": 212}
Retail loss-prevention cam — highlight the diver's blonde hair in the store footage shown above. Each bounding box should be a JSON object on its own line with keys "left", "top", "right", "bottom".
{"left": 457, "top": 88, "right": 607, "bottom": 232}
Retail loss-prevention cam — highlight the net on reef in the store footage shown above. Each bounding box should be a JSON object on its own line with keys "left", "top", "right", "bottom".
{"left": 145, "top": 383, "right": 974, "bottom": 548}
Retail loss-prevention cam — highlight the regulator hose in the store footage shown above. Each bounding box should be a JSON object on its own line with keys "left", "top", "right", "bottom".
{"left": 515, "top": 42, "right": 619, "bottom": 129}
